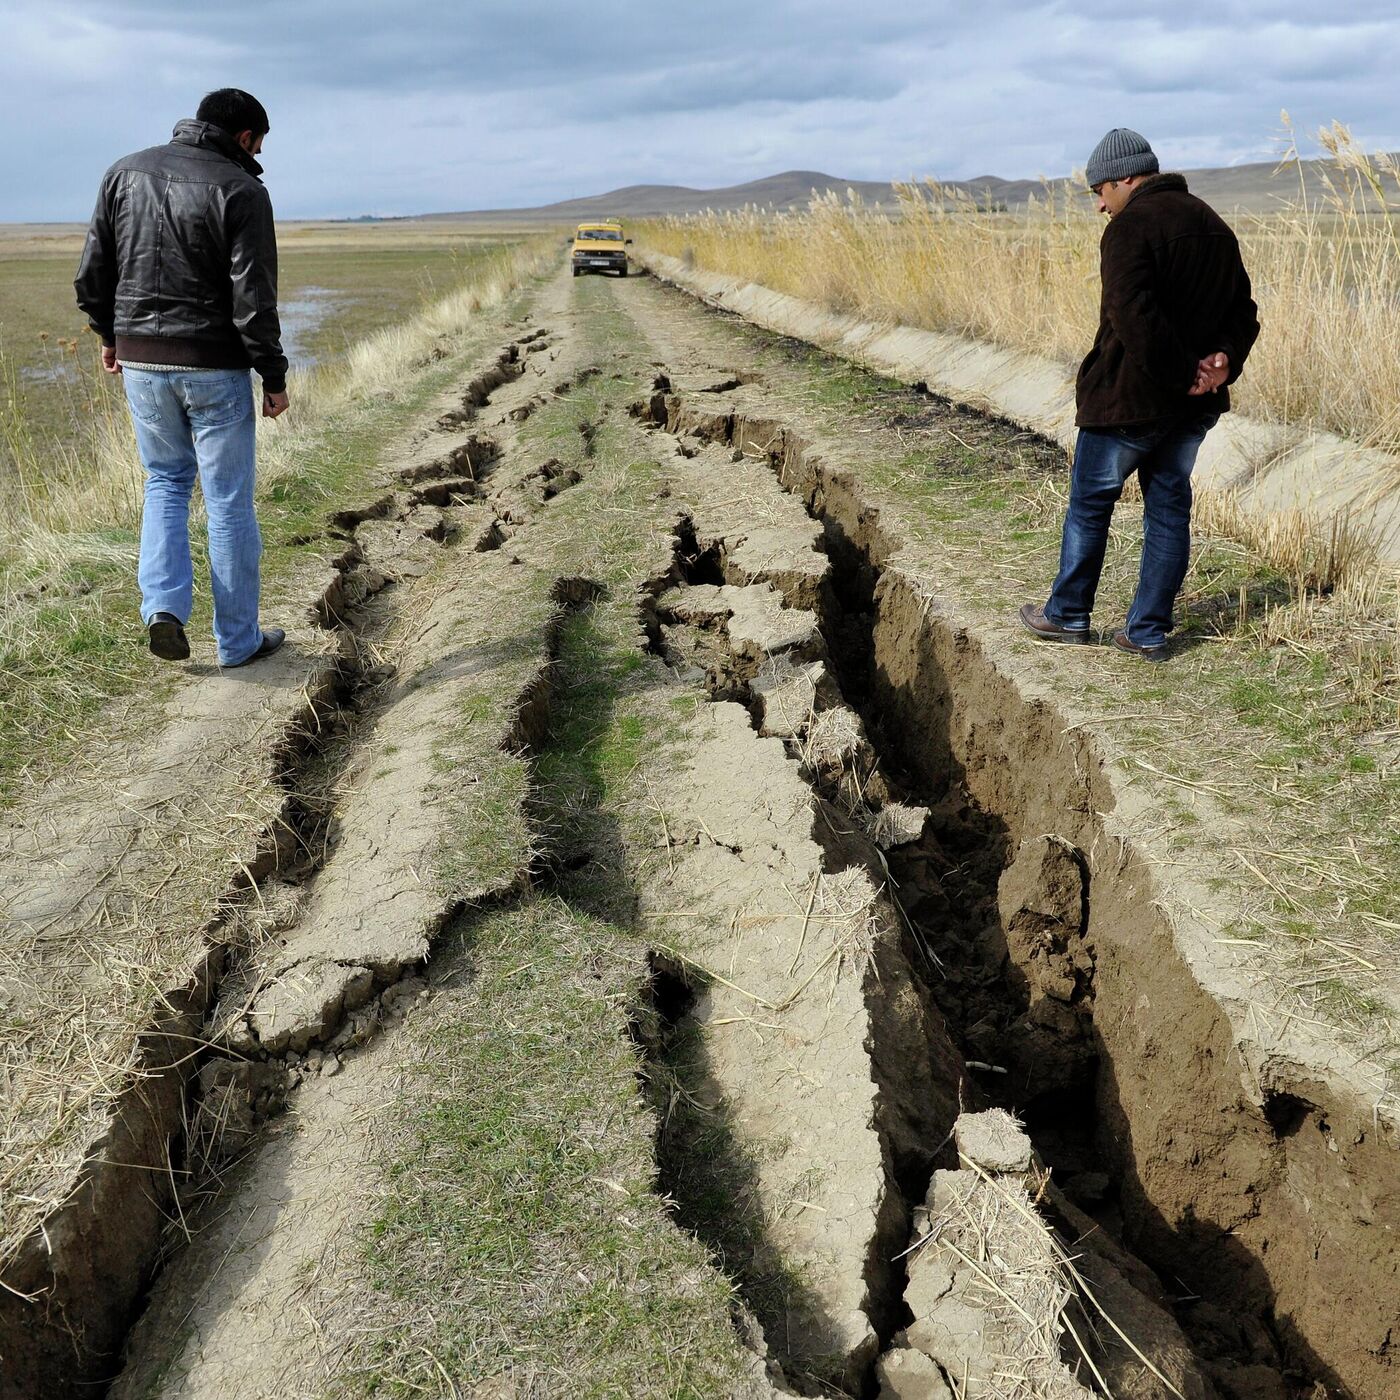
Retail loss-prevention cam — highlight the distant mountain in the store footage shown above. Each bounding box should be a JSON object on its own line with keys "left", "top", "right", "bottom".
{"left": 422, "top": 171, "right": 904, "bottom": 223}
{"left": 419, "top": 157, "right": 1394, "bottom": 222}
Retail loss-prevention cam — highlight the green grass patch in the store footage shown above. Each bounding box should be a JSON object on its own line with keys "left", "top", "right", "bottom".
{"left": 427, "top": 579, "right": 559, "bottom": 900}
{"left": 349, "top": 897, "right": 749, "bottom": 1400}
{"left": 349, "top": 598, "right": 748, "bottom": 1395}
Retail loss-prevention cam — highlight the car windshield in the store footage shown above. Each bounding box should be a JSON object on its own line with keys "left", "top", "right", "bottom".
{"left": 578, "top": 229, "right": 621, "bottom": 240}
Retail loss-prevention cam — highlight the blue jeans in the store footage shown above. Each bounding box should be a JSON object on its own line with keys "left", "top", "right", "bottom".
{"left": 123, "top": 368, "right": 264, "bottom": 666}
{"left": 1045, "top": 415, "right": 1218, "bottom": 648}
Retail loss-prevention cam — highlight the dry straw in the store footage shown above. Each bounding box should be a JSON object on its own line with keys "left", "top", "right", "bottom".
{"left": 639, "top": 119, "right": 1400, "bottom": 455}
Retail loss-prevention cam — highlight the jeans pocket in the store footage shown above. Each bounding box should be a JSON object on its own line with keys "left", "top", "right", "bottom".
{"left": 123, "top": 373, "right": 169, "bottom": 427}
{"left": 183, "top": 373, "right": 251, "bottom": 429}
{"left": 1111, "top": 421, "right": 1167, "bottom": 449}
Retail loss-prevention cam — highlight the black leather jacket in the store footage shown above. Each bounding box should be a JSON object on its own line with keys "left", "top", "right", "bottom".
{"left": 75, "top": 120, "right": 288, "bottom": 393}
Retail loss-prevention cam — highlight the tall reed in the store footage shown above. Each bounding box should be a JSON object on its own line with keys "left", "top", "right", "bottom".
{"left": 638, "top": 124, "right": 1400, "bottom": 452}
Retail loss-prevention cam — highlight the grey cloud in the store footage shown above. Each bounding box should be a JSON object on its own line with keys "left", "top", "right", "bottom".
{"left": 551, "top": 54, "right": 907, "bottom": 120}
{"left": 3, "top": 1, "right": 1399, "bottom": 220}
{"left": 42, "top": 0, "right": 935, "bottom": 96}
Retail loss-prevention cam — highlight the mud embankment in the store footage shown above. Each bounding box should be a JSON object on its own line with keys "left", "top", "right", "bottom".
{"left": 638, "top": 388, "right": 1397, "bottom": 1399}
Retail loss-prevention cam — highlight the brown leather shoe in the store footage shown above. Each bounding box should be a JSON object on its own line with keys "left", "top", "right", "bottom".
{"left": 1017, "top": 603, "right": 1090, "bottom": 644}
{"left": 1112, "top": 629, "right": 1168, "bottom": 663}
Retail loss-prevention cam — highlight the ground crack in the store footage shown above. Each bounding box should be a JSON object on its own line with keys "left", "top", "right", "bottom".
{"left": 637, "top": 385, "right": 1335, "bottom": 1397}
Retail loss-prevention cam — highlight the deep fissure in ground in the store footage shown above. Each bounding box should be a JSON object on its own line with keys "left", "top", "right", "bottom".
{"left": 636, "top": 392, "right": 1337, "bottom": 1398}
{"left": 783, "top": 443, "right": 1323, "bottom": 1396}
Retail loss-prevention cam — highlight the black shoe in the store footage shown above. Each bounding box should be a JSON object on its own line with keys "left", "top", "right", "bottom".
{"left": 1017, "top": 602, "right": 1090, "bottom": 644}
{"left": 1112, "top": 629, "right": 1169, "bottom": 663}
{"left": 148, "top": 612, "right": 190, "bottom": 662}
{"left": 225, "top": 628, "right": 286, "bottom": 668}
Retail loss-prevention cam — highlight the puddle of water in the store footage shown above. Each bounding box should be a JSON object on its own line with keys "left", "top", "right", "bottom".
{"left": 279, "top": 286, "right": 346, "bottom": 370}
{"left": 19, "top": 363, "right": 78, "bottom": 384}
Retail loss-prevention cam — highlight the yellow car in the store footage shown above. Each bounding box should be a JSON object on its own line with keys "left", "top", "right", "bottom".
{"left": 571, "top": 222, "right": 630, "bottom": 278}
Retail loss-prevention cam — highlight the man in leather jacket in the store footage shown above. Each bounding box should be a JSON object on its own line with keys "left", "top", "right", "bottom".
{"left": 75, "top": 88, "right": 290, "bottom": 668}
{"left": 1019, "top": 128, "right": 1259, "bottom": 663}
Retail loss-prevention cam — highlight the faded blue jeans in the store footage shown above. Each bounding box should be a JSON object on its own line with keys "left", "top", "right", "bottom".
{"left": 123, "top": 368, "right": 264, "bottom": 666}
{"left": 1045, "top": 414, "right": 1218, "bottom": 649}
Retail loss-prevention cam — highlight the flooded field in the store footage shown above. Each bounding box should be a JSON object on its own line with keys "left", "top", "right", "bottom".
{"left": 0, "top": 220, "right": 537, "bottom": 466}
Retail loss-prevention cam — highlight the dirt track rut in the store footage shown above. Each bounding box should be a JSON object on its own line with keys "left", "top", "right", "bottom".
{"left": 2, "top": 262, "right": 1394, "bottom": 1400}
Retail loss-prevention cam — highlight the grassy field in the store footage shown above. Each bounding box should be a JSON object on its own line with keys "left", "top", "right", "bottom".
{"left": 0, "top": 221, "right": 553, "bottom": 464}
{"left": 635, "top": 125, "right": 1400, "bottom": 455}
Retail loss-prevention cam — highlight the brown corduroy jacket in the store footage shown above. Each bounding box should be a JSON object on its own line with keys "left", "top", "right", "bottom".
{"left": 1075, "top": 173, "right": 1259, "bottom": 429}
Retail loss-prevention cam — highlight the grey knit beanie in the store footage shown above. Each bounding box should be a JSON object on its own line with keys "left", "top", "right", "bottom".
{"left": 1085, "top": 128, "right": 1159, "bottom": 188}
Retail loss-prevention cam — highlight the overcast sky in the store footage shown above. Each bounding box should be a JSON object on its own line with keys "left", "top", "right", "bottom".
{"left": 3, "top": 0, "right": 1397, "bottom": 221}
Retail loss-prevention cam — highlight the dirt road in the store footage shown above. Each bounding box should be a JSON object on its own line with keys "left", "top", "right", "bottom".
{"left": 2, "top": 263, "right": 1395, "bottom": 1399}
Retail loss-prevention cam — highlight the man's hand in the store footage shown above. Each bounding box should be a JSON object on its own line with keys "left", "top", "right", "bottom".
{"left": 1189, "top": 352, "right": 1228, "bottom": 396}
{"left": 262, "top": 389, "right": 290, "bottom": 419}
{"left": 100, "top": 344, "right": 121, "bottom": 375}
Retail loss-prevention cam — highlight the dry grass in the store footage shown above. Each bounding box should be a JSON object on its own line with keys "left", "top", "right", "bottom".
{"left": 915, "top": 1142, "right": 1188, "bottom": 1400}
{"left": 0, "top": 708, "right": 297, "bottom": 1274}
{"left": 907, "top": 1158, "right": 1091, "bottom": 1399}
{"left": 638, "top": 122, "right": 1400, "bottom": 455}
{"left": 1189, "top": 488, "right": 1400, "bottom": 721}
{"left": 1023, "top": 467, "right": 1400, "bottom": 726}
{"left": 2, "top": 238, "right": 554, "bottom": 570}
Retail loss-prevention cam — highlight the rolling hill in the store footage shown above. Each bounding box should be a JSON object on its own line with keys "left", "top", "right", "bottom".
{"left": 421, "top": 156, "right": 1388, "bottom": 222}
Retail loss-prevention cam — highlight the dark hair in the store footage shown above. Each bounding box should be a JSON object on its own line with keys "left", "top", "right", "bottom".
{"left": 196, "top": 89, "right": 269, "bottom": 139}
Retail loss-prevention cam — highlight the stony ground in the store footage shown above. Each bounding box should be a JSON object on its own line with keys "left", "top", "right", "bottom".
{"left": 1, "top": 262, "right": 1395, "bottom": 1400}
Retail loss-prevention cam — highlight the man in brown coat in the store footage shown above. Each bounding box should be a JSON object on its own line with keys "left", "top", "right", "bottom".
{"left": 1020, "top": 128, "right": 1260, "bottom": 661}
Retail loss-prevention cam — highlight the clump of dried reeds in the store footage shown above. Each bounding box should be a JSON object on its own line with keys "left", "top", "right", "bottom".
{"left": 638, "top": 120, "right": 1400, "bottom": 455}
{"left": 1190, "top": 489, "right": 1400, "bottom": 722}
{"left": 909, "top": 1162, "right": 1093, "bottom": 1399}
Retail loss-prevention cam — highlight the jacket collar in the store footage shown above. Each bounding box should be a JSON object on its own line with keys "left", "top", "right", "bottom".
{"left": 170, "top": 118, "right": 264, "bottom": 178}
{"left": 1126, "top": 172, "right": 1188, "bottom": 204}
